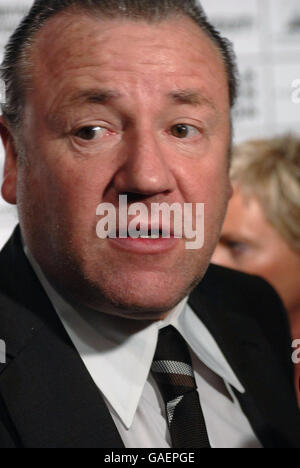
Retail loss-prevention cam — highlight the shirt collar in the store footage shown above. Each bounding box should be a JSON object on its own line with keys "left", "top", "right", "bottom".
{"left": 24, "top": 245, "right": 245, "bottom": 430}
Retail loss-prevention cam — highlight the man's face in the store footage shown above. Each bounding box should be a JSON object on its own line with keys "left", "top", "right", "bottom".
{"left": 2, "top": 13, "right": 231, "bottom": 319}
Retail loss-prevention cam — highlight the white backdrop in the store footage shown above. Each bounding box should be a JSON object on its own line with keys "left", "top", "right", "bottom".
{"left": 0, "top": 0, "right": 300, "bottom": 247}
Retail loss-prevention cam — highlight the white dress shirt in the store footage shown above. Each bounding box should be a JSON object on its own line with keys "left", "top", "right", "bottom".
{"left": 25, "top": 246, "right": 261, "bottom": 448}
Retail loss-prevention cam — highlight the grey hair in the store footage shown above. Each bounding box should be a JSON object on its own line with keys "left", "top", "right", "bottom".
{"left": 0, "top": 0, "right": 239, "bottom": 131}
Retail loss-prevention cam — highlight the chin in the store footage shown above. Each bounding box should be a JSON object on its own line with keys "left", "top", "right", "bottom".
{"left": 109, "top": 292, "right": 180, "bottom": 318}
{"left": 87, "top": 269, "right": 203, "bottom": 320}
{"left": 52, "top": 245, "right": 212, "bottom": 320}
{"left": 98, "top": 294, "right": 183, "bottom": 321}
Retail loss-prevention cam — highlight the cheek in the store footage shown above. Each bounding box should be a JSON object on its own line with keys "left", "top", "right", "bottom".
{"left": 244, "top": 251, "right": 299, "bottom": 308}
{"left": 39, "top": 154, "right": 110, "bottom": 210}
{"left": 202, "top": 169, "right": 231, "bottom": 223}
{"left": 211, "top": 245, "right": 236, "bottom": 269}
{"left": 53, "top": 171, "right": 107, "bottom": 235}
{"left": 236, "top": 246, "right": 281, "bottom": 277}
{"left": 253, "top": 258, "right": 283, "bottom": 282}
{"left": 181, "top": 155, "right": 230, "bottom": 202}
{"left": 264, "top": 255, "right": 300, "bottom": 303}
{"left": 18, "top": 164, "right": 97, "bottom": 246}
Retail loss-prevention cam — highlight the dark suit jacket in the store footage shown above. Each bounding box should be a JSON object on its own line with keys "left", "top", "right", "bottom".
{"left": 0, "top": 227, "right": 299, "bottom": 448}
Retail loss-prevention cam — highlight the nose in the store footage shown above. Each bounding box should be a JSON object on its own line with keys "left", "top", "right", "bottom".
{"left": 113, "top": 127, "right": 176, "bottom": 197}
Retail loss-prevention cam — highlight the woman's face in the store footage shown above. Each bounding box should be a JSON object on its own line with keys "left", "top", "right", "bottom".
{"left": 212, "top": 188, "right": 300, "bottom": 316}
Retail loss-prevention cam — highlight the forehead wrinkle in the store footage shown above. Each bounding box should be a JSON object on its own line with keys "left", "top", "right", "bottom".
{"left": 47, "top": 84, "right": 220, "bottom": 116}
{"left": 67, "top": 87, "right": 215, "bottom": 104}
{"left": 67, "top": 88, "right": 123, "bottom": 106}
{"left": 32, "top": 13, "right": 227, "bottom": 79}
{"left": 168, "top": 89, "right": 217, "bottom": 111}
{"left": 58, "top": 86, "right": 218, "bottom": 110}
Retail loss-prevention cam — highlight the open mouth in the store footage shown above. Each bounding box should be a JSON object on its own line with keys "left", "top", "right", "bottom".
{"left": 111, "top": 227, "right": 172, "bottom": 239}
{"left": 107, "top": 227, "right": 178, "bottom": 254}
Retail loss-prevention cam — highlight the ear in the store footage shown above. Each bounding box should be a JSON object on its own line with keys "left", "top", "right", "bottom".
{"left": 0, "top": 117, "right": 18, "bottom": 205}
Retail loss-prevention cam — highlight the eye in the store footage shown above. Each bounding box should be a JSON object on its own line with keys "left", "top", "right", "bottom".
{"left": 227, "top": 241, "right": 249, "bottom": 257}
{"left": 74, "top": 126, "right": 107, "bottom": 141}
{"left": 170, "top": 124, "right": 200, "bottom": 139}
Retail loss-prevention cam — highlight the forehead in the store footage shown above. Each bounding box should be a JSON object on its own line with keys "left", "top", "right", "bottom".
{"left": 29, "top": 12, "right": 229, "bottom": 109}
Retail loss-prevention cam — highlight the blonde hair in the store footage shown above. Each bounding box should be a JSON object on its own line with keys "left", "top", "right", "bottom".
{"left": 231, "top": 135, "right": 300, "bottom": 252}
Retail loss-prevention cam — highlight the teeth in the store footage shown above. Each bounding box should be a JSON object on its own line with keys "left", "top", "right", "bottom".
{"left": 139, "top": 234, "right": 160, "bottom": 239}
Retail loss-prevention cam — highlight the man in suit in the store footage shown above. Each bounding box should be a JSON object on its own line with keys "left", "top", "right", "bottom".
{"left": 0, "top": 0, "right": 299, "bottom": 448}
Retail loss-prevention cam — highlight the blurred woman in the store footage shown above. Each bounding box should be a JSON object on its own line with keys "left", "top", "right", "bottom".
{"left": 212, "top": 135, "right": 300, "bottom": 402}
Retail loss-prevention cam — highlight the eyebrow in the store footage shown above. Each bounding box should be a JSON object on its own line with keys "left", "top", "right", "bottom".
{"left": 65, "top": 88, "right": 216, "bottom": 109}
{"left": 168, "top": 89, "right": 216, "bottom": 110}
{"left": 219, "top": 234, "right": 250, "bottom": 246}
{"left": 67, "top": 89, "right": 122, "bottom": 105}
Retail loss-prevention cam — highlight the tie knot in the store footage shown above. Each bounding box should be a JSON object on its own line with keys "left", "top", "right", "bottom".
{"left": 153, "top": 326, "right": 193, "bottom": 364}
{"left": 151, "top": 326, "right": 197, "bottom": 398}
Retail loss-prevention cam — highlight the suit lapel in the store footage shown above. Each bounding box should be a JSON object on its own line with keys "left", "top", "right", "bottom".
{"left": 0, "top": 320, "right": 124, "bottom": 448}
{"left": 0, "top": 228, "right": 124, "bottom": 448}
{"left": 188, "top": 275, "right": 300, "bottom": 448}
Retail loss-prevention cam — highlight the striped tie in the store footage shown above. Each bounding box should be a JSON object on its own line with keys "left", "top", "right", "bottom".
{"left": 151, "top": 325, "right": 211, "bottom": 448}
